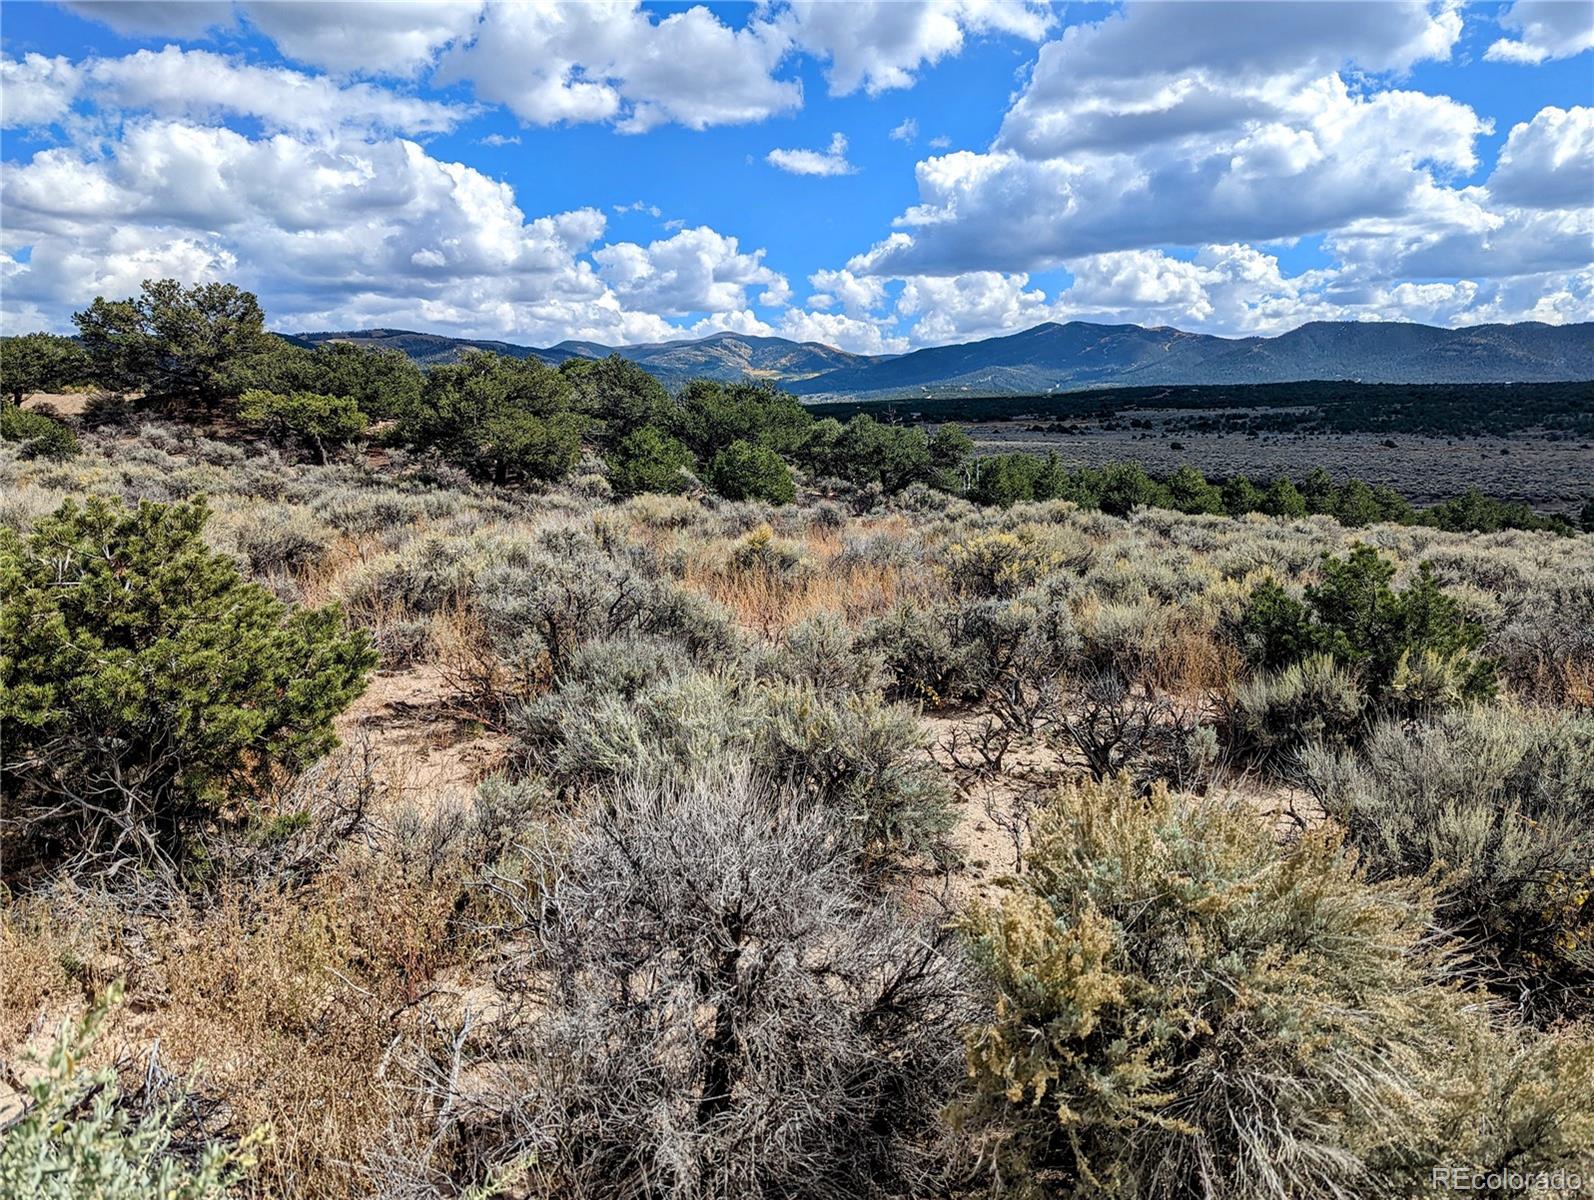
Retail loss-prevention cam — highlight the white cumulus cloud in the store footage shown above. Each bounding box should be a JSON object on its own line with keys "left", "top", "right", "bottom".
{"left": 242, "top": 1, "right": 485, "bottom": 76}
{"left": 776, "top": 0, "right": 1051, "bottom": 96}
{"left": 767, "top": 132, "right": 858, "bottom": 176}
{"left": 437, "top": 1, "right": 799, "bottom": 133}
{"left": 1488, "top": 105, "right": 1594, "bottom": 210}
{"left": 592, "top": 226, "right": 790, "bottom": 315}
{"left": 1485, "top": 0, "right": 1594, "bottom": 64}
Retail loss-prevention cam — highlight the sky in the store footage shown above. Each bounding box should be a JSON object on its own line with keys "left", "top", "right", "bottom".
{"left": 1, "top": 0, "right": 1590, "bottom": 352}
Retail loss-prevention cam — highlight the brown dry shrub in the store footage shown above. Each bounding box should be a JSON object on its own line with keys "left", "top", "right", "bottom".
{"left": 0, "top": 767, "right": 532, "bottom": 1199}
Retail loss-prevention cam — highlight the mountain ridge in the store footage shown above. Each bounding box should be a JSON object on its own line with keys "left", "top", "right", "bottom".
{"left": 286, "top": 319, "right": 1594, "bottom": 396}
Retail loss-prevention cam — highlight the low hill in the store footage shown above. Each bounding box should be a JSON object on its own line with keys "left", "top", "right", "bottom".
{"left": 289, "top": 328, "right": 876, "bottom": 387}
{"left": 288, "top": 319, "right": 1594, "bottom": 396}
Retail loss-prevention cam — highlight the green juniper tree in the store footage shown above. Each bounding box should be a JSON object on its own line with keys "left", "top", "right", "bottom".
{"left": 0, "top": 496, "right": 376, "bottom": 881}
{"left": 73, "top": 279, "right": 273, "bottom": 406}
{"left": 608, "top": 426, "right": 696, "bottom": 495}
{"left": 238, "top": 389, "right": 369, "bottom": 464}
{"left": 1, "top": 402, "right": 78, "bottom": 460}
{"left": 708, "top": 439, "right": 795, "bottom": 503}
{"left": 399, "top": 351, "right": 584, "bottom": 485}
{"left": 0, "top": 332, "right": 90, "bottom": 401}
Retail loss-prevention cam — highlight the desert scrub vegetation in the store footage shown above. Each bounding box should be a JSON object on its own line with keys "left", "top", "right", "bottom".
{"left": 1305, "top": 707, "right": 1594, "bottom": 1022}
{"left": 1, "top": 400, "right": 79, "bottom": 460}
{"left": 1, "top": 751, "right": 541, "bottom": 1197}
{"left": 3, "top": 317, "right": 1593, "bottom": 1198}
{"left": 379, "top": 770, "right": 973, "bottom": 1198}
{"left": 959, "top": 774, "right": 1594, "bottom": 1199}
{"left": 0, "top": 982, "right": 263, "bottom": 1199}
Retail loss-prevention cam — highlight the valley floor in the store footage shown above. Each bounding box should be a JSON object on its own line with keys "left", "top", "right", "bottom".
{"left": 965, "top": 417, "right": 1594, "bottom": 514}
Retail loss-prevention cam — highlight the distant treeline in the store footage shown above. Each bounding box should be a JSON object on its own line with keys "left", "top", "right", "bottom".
{"left": 3, "top": 280, "right": 1588, "bottom": 534}
{"left": 966, "top": 453, "right": 1585, "bottom": 535}
{"left": 809, "top": 379, "right": 1594, "bottom": 439}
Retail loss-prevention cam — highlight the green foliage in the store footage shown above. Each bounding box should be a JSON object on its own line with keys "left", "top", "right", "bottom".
{"left": 958, "top": 774, "right": 1586, "bottom": 1199}
{"left": 1, "top": 332, "right": 90, "bottom": 400}
{"left": 1, "top": 402, "right": 79, "bottom": 460}
{"left": 1220, "top": 474, "right": 1264, "bottom": 514}
{"left": 928, "top": 422, "right": 975, "bottom": 486}
{"left": 754, "top": 680, "right": 955, "bottom": 867}
{"left": 1420, "top": 486, "right": 1573, "bottom": 535}
{"left": 1096, "top": 462, "right": 1170, "bottom": 516}
{"left": 967, "top": 452, "right": 1052, "bottom": 507}
{"left": 673, "top": 378, "right": 812, "bottom": 460}
{"left": 955, "top": 456, "right": 1553, "bottom": 535}
{"left": 560, "top": 353, "right": 673, "bottom": 442}
{"left": 72, "top": 279, "right": 273, "bottom": 405}
{"left": 399, "top": 352, "right": 584, "bottom": 484}
{"left": 1305, "top": 708, "right": 1594, "bottom": 1021}
{"left": 239, "top": 339, "right": 425, "bottom": 420}
{"left": 1237, "top": 546, "right": 1494, "bottom": 705}
{"left": 797, "top": 413, "right": 960, "bottom": 492}
{"left": 1262, "top": 475, "right": 1308, "bottom": 517}
{"left": 237, "top": 389, "right": 368, "bottom": 464}
{"left": 707, "top": 439, "right": 795, "bottom": 503}
{"left": 1165, "top": 464, "right": 1224, "bottom": 515}
{"left": 1224, "top": 652, "right": 1366, "bottom": 769}
{"left": 0, "top": 981, "right": 262, "bottom": 1200}
{"left": 607, "top": 426, "right": 695, "bottom": 496}
{"left": 1333, "top": 478, "right": 1382, "bottom": 526}
{"left": 1298, "top": 466, "right": 1338, "bottom": 514}
{"left": 0, "top": 497, "right": 376, "bottom": 880}
{"left": 1235, "top": 580, "right": 1321, "bottom": 671}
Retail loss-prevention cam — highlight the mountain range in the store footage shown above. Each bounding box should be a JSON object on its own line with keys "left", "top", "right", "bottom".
{"left": 288, "top": 320, "right": 1594, "bottom": 398}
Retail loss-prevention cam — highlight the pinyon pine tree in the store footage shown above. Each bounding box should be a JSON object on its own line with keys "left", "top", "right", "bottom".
{"left": 0, "top": 496, "right": 376, "bottom": 881}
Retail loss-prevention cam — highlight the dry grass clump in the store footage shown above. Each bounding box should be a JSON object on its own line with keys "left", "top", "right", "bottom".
{"left": 683, "top": 520, "right": 918, "bottom": 635}
{"left": 0, "top": 983, "right": 263, "bottom": 1200}
{"left": 0, "top": 752, "right": 539, "bottom": 1198}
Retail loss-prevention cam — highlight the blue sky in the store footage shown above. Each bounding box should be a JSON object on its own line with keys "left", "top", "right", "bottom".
{"left": 2, "top": 1, "right": 1590, "bottom": 351}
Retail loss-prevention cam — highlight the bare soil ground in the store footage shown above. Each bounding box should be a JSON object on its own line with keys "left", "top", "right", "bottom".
{"left": 20, "top": 391, "right": 94, "bottom": 417}
{"left": 333, "top": 665, "right": 511, "bottom": 814}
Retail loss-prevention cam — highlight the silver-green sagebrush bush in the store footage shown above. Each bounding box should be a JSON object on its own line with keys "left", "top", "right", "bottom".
{"left": 464, "top": 527, "right": 736, "bottom": 703}
{"left": 957, "top": 774, "right": 1594, "bottom": 1200}
{"left": 0, "top": 983, "right": 264, "bottom": 1200}
{"left": 226, "top": 502, "right": 338, "bottom": 578}
{"left": 379, "top": 770, "right": 973, "bottom": 1200}
{"left": 515, "top": 666, "right": 953, "bottom": 868}
{"left": 1305, "top": 706, "right": 1594, "bottom": 1021}
{"left": 1222, "top": 651, "right": 1367, "bottom": 771}
{"left": 757, "top": 611, "right": 889, "bottom": 696}
{"left": 754, "top": 679, "right": 955, "bottom": 867}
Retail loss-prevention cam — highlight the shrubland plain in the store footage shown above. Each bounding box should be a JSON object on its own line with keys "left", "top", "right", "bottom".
{"left": 1, "top": 282, "right": 1592, "bottom": 1199}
